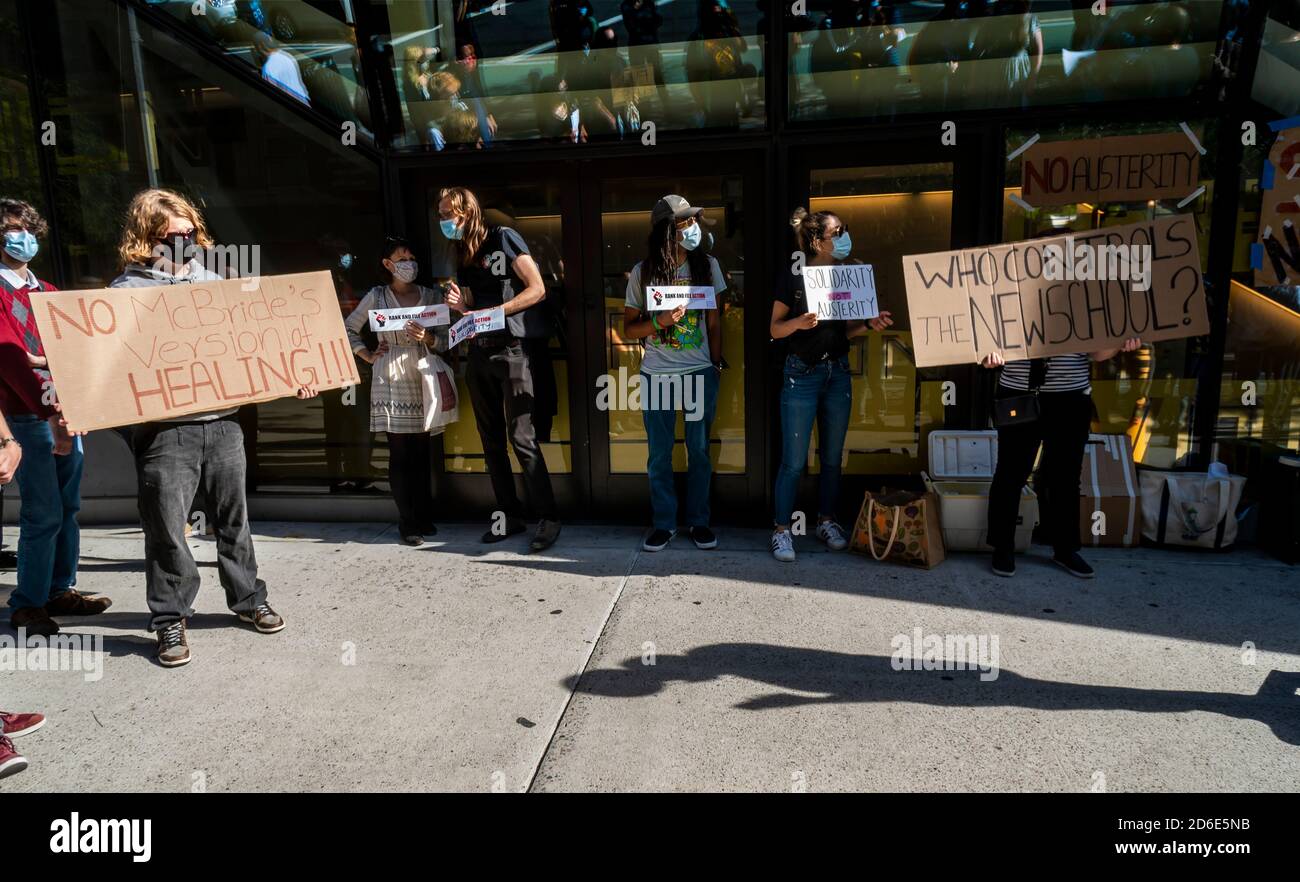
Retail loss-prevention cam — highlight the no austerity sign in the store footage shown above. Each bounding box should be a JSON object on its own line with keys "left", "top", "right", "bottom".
{"left": 32, "top": 271, "right": 359, "bottom": 431}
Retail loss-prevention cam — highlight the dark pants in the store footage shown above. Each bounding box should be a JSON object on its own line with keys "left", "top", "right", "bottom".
{"left": 987, "top": 390, "right": 1091, "bottom": 554}
{"left": 465, "top": 338, "right": 557, "bottom": 521}
{"left": 133, "top": 417, "right": 266, "bottom": 632}
{"left": 387, "top": 431, "right": 434, "bottom": 534}
{"left": 323, "top": 378, "right": 375, "bottom": 483}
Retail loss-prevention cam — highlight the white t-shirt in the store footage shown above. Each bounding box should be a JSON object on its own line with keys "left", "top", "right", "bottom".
{"left": 263, "top": 51, "right": 310, "bottom": 106}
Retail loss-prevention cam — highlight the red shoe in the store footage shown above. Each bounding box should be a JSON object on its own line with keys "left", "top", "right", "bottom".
{"left": 0, "top": 736, "right": 27, "bottom": 779}
{"left": 0, "top": 711, "right": 45, "bottom": 738}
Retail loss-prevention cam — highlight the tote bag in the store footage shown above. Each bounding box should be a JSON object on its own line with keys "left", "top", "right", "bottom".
{"left": 417, "top": 353, "right": 459, "bottom": 434}
{"left": 1139, "top": 470, "right": 1246, "bottom": 549}
{"left": 850, "top": 489, "right": 947, "bottom": 569}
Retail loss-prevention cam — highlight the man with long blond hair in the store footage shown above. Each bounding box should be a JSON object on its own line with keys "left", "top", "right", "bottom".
{"left": 111, "top": 188, "right": 315, "bottom": 668}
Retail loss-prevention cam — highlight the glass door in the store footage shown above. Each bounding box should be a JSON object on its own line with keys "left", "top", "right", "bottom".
{"left": 789, "top": 142, "right": 981, "bottom": 515}
{"left": 581, "top": 154, "right": 764, "bottom": 524}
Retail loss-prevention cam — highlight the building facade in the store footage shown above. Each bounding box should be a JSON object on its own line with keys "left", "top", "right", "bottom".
{"left": 1, "top": 0, "right": 1297, "bottom": 529}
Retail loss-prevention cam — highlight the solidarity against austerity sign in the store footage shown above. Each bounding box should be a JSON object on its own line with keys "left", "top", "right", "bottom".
{"left": 31, "top": 271, "right": 360, "bottom": 431}
{"left": 367, "top": 303, "right": 449, "bottom": 332}
{"left": 902, "top": 215, "right": 1209, "bottom": 367}
{"left": 802, "top": 263, "right": 879, "bottom": 320}
{"left": 646, "top": 286, "right": 717, "bottom": 311}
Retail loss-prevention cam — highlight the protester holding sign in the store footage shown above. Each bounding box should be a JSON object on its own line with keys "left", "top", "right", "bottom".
{"left": 1, "top": 198, "right": 106, "bottom": 639}
{"left": 982, "top": 319, "right": 1142, "bottom": 580}
{"left": 110, "top": 188, "right": 315, "bottom": 668}
{"left": 345, "top": 235, "right": 447, "bottom": 547}
{"left": 622, "top": 195, "right": 726, "bottom": 553}
{"left": 768, "top": 208, "right": 893, "bottom": 563}
{"left": 439, "top": 186, "right": 561, "bottom": 553}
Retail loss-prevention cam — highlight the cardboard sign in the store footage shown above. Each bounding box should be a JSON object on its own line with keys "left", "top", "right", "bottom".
{"left": 646, "top": 286, "right": 717, "bottom": 311}
{"left": 903, "top": 214, "right": 1209, "bottom": 367}
{"left": 1254, "top": 124, "right": 1300, "bottom": 287}
{"left": 367, "top": 303, "right": 449, "bottom": 332}
{"left": 1020, "top": 132, "right": 1201, "bottom": 206}
{"left": 448, "top": 307, "right": 505, "bottom": 348}
{"left": 1078, "top": 434, "right": 1139, "bottom": 547}
{"left": 802, "top": 264, "right": 879, "bottom": 320}
{"left": 31, "top": 271, "right": 359, "bottom": 432}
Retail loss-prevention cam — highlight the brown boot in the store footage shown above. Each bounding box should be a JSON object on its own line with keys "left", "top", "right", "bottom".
{"left": 10, "top": 607, "right": 59, "bottom": 638}
{"left": 45, "top": 589, "right": 113, "bottom": 617}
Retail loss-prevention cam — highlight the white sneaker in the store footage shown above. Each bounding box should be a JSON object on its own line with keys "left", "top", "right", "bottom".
{"left": 816, "top": 520, "right": 849, "bottom": 551}
{"left": 771, "top": 529, "right": 796, "bottom": 562}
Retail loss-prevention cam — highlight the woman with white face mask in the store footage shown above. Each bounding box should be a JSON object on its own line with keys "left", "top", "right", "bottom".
{"left": 345, "top": 236, "right": 448, "bottom": 546}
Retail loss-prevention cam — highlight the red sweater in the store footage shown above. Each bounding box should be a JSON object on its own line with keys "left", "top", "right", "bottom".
{"left": 0, "top": 318, "right": 54, "bottom": 419}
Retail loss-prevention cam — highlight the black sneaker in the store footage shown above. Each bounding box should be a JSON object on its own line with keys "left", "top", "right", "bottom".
{"left": 689, "top": 526, "right": 718, "bottom": 550}
{"left": 529, "top": 519, "right": 562, "bottom": 553}
{"left": 400, "top": 532, "right": 424, "bottom": 547}
{"left": 481, "top": 517, "right": 526, "bottom": 544}
{"left": 642, "top": 529, "right": 675, "bottom": 552}
{"left": 1053, "top": 550, "right": 1095, "bottom": 579}
{"left": 991, "top": 549, "right": 1016, "bottom": 577}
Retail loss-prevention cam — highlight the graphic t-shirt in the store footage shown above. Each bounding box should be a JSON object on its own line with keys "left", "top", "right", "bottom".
{"left": 624, "top": 256, "right": 726, "bottom": 375}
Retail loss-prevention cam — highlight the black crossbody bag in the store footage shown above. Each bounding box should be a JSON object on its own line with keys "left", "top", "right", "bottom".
{"left": 993, "top": 358, "right": 1048, "bottom": 427}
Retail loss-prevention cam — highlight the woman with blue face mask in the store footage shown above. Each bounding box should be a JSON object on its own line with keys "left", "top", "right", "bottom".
{"left": 768, "top": 208, "right": 894, "bottom": 563}
{"left": 0, "top": 198, "right": 107, "bottom": 637}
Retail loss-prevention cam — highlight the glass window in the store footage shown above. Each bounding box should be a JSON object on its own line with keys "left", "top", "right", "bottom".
{"left": 0, "top": 0, "right": 52, "bottom": 280}
{"left": 808, "top": 162, "right": 955, "bottom": 475}
{"left": 138, "top": 0, "right": 373, "bottom": 143}
{"left": 602, "top": 174, "right": 745, "bottom": 473}
{"left": 375, "top": 0, "right": 765, "bottom": 150}
{"left": 1002, "top": 119, "right": 1217, "bottom": 468}
{"left": 40, "top": 0, "right": 385, "bottom": 492}
{"left": 428, "top": 179, "right": 574, "bottom": 475}
{"left": 789, "top": 1, "right": 1225, "bottom": 123}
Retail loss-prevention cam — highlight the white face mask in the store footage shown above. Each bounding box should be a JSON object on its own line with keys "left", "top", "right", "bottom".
{"left": 391, "top": 259, "right": 418, "bottom": 283}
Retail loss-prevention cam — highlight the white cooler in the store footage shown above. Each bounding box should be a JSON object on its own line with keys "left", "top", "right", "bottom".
{"left": 922, "top": 430, "right": 1039, "bottom": 552}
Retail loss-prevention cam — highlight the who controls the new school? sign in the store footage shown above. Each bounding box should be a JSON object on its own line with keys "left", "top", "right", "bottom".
{"left": 902, "top": 215, "right": 1209, "bottom": 368}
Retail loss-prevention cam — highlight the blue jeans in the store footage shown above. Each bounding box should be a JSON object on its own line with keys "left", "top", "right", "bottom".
{"left": 774, "top": 353, "right": 852, "bottom": 526}
{"left": 7, "top": 414, "right": 83, "bottom": 610}
{"left": 641, "top": 369, "right": 719, "bottom": 532}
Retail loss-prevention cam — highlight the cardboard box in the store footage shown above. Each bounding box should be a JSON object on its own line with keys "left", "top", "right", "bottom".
{"left": 924, "top": 430, "right": 1038, "bottom": 552}
{"left": 1078, "top": 434, "right": 1139, "bottom": 547}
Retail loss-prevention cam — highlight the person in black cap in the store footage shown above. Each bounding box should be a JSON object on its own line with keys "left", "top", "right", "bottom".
{"left": 440, "top": 186, "right": 561, "bottom": 553}
{"left": 622, "top": 194, "right": 725, "bottom": 552}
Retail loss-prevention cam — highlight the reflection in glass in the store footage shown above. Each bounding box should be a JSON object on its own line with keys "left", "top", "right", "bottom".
{"left": 809, "top": 163, "right": 954, "bottom": 475}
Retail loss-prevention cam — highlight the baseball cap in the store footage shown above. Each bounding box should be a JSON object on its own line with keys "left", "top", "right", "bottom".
{"left": 651, "top": 194, "right": 706, "bottom": 227}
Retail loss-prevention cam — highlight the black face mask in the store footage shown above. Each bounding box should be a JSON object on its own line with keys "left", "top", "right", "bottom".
{"left": 152, "top": 236, "right": 196, "bottom": 268}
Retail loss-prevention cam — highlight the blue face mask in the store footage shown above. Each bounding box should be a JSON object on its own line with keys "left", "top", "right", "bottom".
{"left": 679, "top": 221, "right": 702, "bottom": 251}
{"left": 338, "top": 253, "right": 354, "bottom": 270}
{"left": 831, "top": 230, "right": 852, "bottom": 260}
{"left": 440, "top": 219, "right": 463, "bottom": 241}
{"left": 3, "top": 230, "right": 38, "bottom": 263}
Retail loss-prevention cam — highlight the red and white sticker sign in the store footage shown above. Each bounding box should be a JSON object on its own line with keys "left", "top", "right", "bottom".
{"left": 368, "top": 303, "right": 449, "bottom": 332}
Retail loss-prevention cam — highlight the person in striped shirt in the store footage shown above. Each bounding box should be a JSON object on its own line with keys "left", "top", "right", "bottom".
{"left": 981, "top": 339, "right": 1141, "bottom": 579}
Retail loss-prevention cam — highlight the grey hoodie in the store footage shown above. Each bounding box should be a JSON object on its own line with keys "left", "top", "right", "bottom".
{"left": 110, "top": 260, "right": 236, "bottom": 422}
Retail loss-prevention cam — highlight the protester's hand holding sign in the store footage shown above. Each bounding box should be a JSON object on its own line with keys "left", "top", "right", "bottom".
{"left": 656, "top": 304, "right": 687, "bottom": 328}
{"left": 49, "top": 416, "right": 73, "bottom": 456}
{"left": 404, "top": 320, "right": 429, "bottom": 345}
{"left": 295, "top": 385, "right": 319, "bottom": 400}
{"left": 1090, "top": 336, "right": 1143, "bottom": 362}
{"left": 445, "top": 280, "right": 469, "bottom": 313}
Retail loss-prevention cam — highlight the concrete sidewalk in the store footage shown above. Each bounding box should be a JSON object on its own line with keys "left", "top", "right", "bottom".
{"left": 2, "top": 523, "right": 1298, "bottom": 792}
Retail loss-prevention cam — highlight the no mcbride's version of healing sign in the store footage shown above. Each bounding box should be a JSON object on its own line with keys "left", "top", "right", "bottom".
{"left": 31, "top": 271, "right": 360, "bottom": 431}
{"left": 902, "top": 215, "right": 1209, "bottom": 367}
{"left": 367, "top": 303, "right": 449, "bottom": 332}
{"left": 646, "top": 286, "right": 717, "bottom": 311}
{"left": 802, "top": 263, "right": 879, "bottom": 320}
